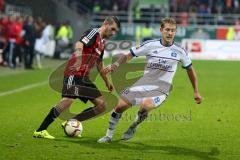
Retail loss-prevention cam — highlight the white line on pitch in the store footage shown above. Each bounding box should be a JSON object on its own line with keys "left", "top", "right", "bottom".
{"left": 0, "top": 81, "right": 48, "bottom": 97}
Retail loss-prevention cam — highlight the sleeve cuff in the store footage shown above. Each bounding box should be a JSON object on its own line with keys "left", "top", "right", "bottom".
{"left": 182, "top": 63, "right": 192, "bottom": 69}
{"left": 79, "top": 39, "right": 87, "bottom": 46}
{"left": 130, "top": 48, "right": 137, "bottom": 57}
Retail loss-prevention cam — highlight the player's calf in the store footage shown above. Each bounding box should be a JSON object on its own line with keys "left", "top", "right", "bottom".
{"left": 122, "top": 109, "right": 148, "bottom": 140}
{"left": 97, "top": 109, "right": 122, "bottom": 143}
{"left": 106, "top": 109, "right": 122, "bottom": 138}
{"left": 95, "top": 101, "right": 106, "bottom": 113}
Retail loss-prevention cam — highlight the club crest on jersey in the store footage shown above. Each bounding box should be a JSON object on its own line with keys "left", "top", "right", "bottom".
{"left": 171, "top": 52, "right": 177, "bottom": 57}
{"left": 95, "top": 48, "right": 101, "bottom": 55}
{"left": 82, "top": 37, "right": 89, "bottom": 44}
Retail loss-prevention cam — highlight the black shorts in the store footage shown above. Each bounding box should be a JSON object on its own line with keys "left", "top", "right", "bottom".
{"left": 62, "top": 76, "right": 102, "bottom": 103}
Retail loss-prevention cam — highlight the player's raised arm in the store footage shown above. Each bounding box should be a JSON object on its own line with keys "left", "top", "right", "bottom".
{"left": 103, "top": 53, "right": 133, "bottom": 74}
{"left": 103, "top": 38, "right": 152, "bottom": 74}
{"left": 186, "top": 66, "right": 202, "bottom": 104}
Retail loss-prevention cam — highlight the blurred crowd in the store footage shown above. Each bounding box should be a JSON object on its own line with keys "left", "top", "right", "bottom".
{"left": 67, "top": 0, "right": 130, "bottom": 12}
{"left": 0, "top": 14, "right": 73, "bottom": 69}
{"left": 170, "top": 0, "right": 240, "bottom": 14}
{"left": 67, "top": 0, "right": 240, "bottom": 14}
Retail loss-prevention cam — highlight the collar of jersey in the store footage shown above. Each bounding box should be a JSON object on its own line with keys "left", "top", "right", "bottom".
{"left": 160, "top": 39, "right": 174, "bottom": 47}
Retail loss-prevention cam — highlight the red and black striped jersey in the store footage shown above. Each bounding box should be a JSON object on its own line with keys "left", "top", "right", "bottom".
{"left": 64, "top": 28, "right": 105, "bottom": 77}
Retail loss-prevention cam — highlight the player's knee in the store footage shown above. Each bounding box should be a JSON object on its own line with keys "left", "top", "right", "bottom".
{"left": 115, "top": 105, "right": 128, "bottom": 113}
{"left": 65, "top": 99, "right": 74, "bottom": 105}
{"left": 114, "top": 98, "right": 131, "bottom": 113}
{"left": 59, "top": 98, "right": 74, "bottom": 109}
{"left": 141, "top": 98, "right": 154, "bottom": 108}
{"left": 139, "top": 98, "right": 155, "bottom": 113}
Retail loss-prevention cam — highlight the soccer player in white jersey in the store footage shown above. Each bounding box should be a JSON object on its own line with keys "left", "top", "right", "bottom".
{"left": 98, "top": 17, "right": 202, "bottom": 143}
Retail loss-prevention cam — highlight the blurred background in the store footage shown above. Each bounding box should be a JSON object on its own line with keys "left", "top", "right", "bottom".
{"left": 0, "top": 0, "right": 240, "bottom": 70}
{"left": 0, "top": 2, "right": 240, "bottom": 159}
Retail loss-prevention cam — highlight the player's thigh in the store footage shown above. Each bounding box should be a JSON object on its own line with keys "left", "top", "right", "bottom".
{"left": 139, "top": 94, "right": 167, "bottom": 111}
{"left": 89, "top": 96, "right": 106, "bottom": 113}
{"left": 90, "top": 96, "right": 105, "bottom": 107}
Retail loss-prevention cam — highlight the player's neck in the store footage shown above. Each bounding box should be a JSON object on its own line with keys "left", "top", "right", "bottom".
{"left": 160, "top": 39, "right": 173, "bottom": 47}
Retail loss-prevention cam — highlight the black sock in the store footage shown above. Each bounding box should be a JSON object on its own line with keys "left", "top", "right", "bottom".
{"left": 36, "top": 106, "right": 61, "bottom": 132}
{"left": 111, "top": 110, "right": 122, "bottom": 119}
{"left": 80, "top": 107, "right": 95, "bottom": 113}
{"left": 130, "top": 109, "right": 148, "bottom": 128}
{"left": 74, "top": 106, "right": 100, "bottom": 122}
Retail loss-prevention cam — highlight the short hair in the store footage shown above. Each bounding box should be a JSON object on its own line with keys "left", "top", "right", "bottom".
{"left": 160, "top": 17, "right": 177, "bottom": 29}
{"left": 104, "top": 16, "right": 121, "bottom": 28}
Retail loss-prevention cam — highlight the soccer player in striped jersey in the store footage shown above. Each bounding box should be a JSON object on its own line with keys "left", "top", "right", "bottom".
{"left": 98, "top": 17, "right": 202, "bottom": 143}
{"left": 33, "top": 16, "right": 120, "bottom": 139}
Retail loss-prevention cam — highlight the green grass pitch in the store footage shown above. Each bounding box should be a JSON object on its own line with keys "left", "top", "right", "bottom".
{"left": 0, "top": 58, "right": 239, "bottom": 160}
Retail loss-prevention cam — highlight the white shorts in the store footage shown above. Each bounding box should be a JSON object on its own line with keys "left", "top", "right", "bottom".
{"left": 121, "top": 86, "right": 167, "bottom": 107}
{"left": 135, "top": 94, "right": 167, "bottom": 107}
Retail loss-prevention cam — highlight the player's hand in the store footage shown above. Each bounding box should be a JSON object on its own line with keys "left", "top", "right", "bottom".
{"left": 102, "top": 64, "right": 118, "bottom": 74}
{"left": 105, "top": 81, "right": 113, "bottom": 93}
{"left": 194, "top": 92, "right": 202, "bottom": 104}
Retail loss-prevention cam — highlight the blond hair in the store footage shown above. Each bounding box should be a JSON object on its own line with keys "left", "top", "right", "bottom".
{"left": 160, "top": 17, "right": 177, "bottom": 29}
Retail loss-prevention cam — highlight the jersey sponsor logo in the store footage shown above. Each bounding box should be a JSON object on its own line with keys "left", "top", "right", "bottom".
{"left": 147, "top": 62, "right": 172, "bottom": 71}
{"left": 159, "top": 58, "right": 167, "bottom": 64}
{"left": 82, "top": 37, "right": 90, "bottom": 44}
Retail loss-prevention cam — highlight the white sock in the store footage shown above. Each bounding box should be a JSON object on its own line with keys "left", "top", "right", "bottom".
{"left": 106, "top": 129, "right": 114, "bottom": 138}
{"left": 106, "top": 110, "right": 122, "bottom": 138}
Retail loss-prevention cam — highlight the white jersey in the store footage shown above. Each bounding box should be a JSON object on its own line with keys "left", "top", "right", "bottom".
{"left": 130, "top": 39, "right": 192, "bottom": 85}
{"left": 121, "top": 39, "right": 192, "bottom": 106}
